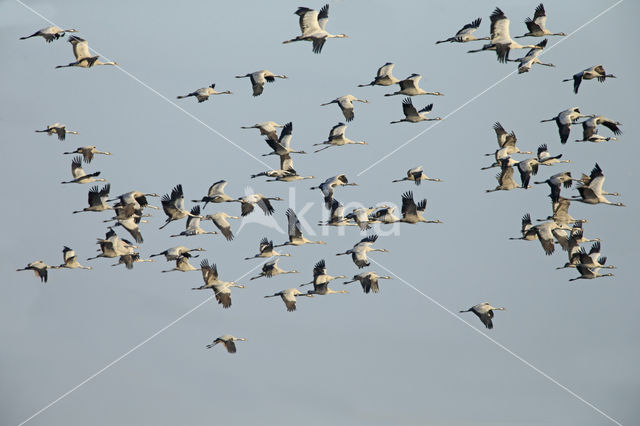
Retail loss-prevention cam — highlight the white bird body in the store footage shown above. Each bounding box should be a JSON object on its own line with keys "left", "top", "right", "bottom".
{"left": 436, "top": 18, "right": 488, "bottom": 44}
{"left": 204, "top": 212, "right": 240, "bottom": 241}
{"left": 314, "top": 122, "right": 367, "bottom": 152}
{"left": 460, "top": 302, "right": 505, "bottom": 329}
{"left": 20, "top": 26, "right": 78, "bottom": 42}
{"left": 390, "top": 98, "right": 442, "bottom": 124}
{"left": 468, "top": 8, "right": 542, "bottom": 63}
{"left": 343, "top": 272, "right": 392, "bottom": 294}
{"left": 151, "top": 246, "right": 204, "bottom": 261}
{"left": 17, "top": 260, "right": 56, "bottom": 282}
{"left": 336, "top": 235, "right": 388, "bottom": 269}
{"left": 55, "top": 36, "right": 118, "bottom": 68}
{"left": 61, "top": 156, "right": 106, "bottom": 184}
{"left": 57, "top": 246, "right": 92, "bottom": 270}
{"left": 177, "top": 84, "right": 231, "bottom": 103}
{"left": 206, "top": 335, "right": 247, "bottom": 353}
{"left": 515, "top": 4, "right": 566, "bottom": 38}
{"left": 320, "top": 95, "right": 368, "bottom": 122}
{"left": 385, "top": 74, "right": 443, "bottom": 97}
{"left": 563, "top": 65, "right": 616, "bottom": 94}
{"left": 392, "top": 166, "right": 442, "bottom": 186}
{"left": 541, "top": 107, "right": 591, "bottom": 144}
{"left": 241, "top": 121, "right": 283, "bottom": 141}
{"left": 358, "top": 62, "right": 399, "bottom": 87}
{"left": 283, "top": 4, "right": 347, "bottom": 54}
{"left": 63, "top": 146, "right": 111, "bottom": 163}
{"left": 35, "top": 123, "right": 78, "bottom": 141}
{"left": 265, "top": 288, "right": 313, "bottom": 312}
{"left": 235, "top": 70, "right": 287, "bottom": 96}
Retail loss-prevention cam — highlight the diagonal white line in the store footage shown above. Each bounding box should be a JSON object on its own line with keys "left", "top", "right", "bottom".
{"left": 357, "top": 0, "right": 624, "bottom": 177}
{"left": 14, "top": 0, "right": 272, "bottom": 170}
{"left": 368, "top": 258, "right": 623, "bottom": 426}
{"left": 14, "top": 261, "right": 267, "bottom": 426}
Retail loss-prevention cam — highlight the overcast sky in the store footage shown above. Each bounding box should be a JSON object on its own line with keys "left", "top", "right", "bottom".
{"left": 1, "top": 0, "right": 639, "bottom": 425}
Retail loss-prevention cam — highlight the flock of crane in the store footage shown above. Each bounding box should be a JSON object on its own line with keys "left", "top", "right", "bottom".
{"left": 16, "top": 3, "right": 623, "bottom": 352}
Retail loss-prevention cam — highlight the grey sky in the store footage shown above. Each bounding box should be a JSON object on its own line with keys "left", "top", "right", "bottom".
{"left": 1, "top": 0, "right": 639, "bottom": 425}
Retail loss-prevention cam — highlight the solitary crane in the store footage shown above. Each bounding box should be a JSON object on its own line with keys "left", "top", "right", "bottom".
{"left": 161, "top": 254, "right": 199, "bottom": 273}
{"left": 436, "top": 18, "right": 489, "bottom": 44}
{"left": 238, "top": 193, "right": 283, "bottom": 216}
{"left": 176, "top": 84, "right": 231, "bottom": 103}
{"left": 537, "top": 144, "right": 569, "bottom": 166}
{"left": 159, "top": 184, "right": 201, "bottom": 229}
{"left": 20, "top": 26, "right": 77, "bottom": 42}
{"left": 283, "top": 4, "right": 347, "bottom": 54}
{"left": 358, "top": 62, "right": 400, "bottom": 87}
{"left": 206, "top": 335, "right": 247, "bottom": 353}
{"left": 575, "top": 116, "right": 622, "bottom": 143}
{"left": 170, "top": 206, "right": 217, "bottom": 237}
{"left": 541, "top": 107, "right": 592, "bottom": 144}
{"left": 507, "top": 39, "right": 554, "bottom": 74}
{"left": 343, "top": 272, "right": 392, "bottom": 294}
{"left": 265, "top": 288, "right": 314, "bottom": 312}
{"left": 390, "top": 98, "right": 442, "bottom": 124}
{"left": 399, "top": 191, "right": 442, "bottom": 224}
{"left": 244, "top": 238, "right": 291, "bottom": 260}
{"left": 73, "top": 184, "right": 112, "bottom": 213}
{"left": 241, "top": 122, "right": 283, "bottom": 141}
{"left": 235, "top": 70, "right": 287, "bottom": 97}
{"left": 277, "top": 209, "right": 326, "bottom": 247}
{"left": 61, "top": 156, "right": 106, "bottom": 184}
{"left": 17, "top": 261, "right": 56, "bottom": 283}
{"left": 468, "top": 8, "right": 543, "bottom": 63}
{"left": 55, "top": 36, "right": 118, "bottom": 68}
{"left": 150, "top": 246, "right": 205, "bottom": 262}
{"left": 192, "top": 260, "right": 244, "bottom": 309}
{"left": 250, "top": 258, "right": 299, "bottom": 280}
{"left": 191, "top": 180, "right": 239, "bottom": 208}
{"left": 35, "top": 123, "right": 78, "bottom": 141}
{"left": 563, "top": 65, "right": 616, "bottom": 94}
{"left": 63, "top": 146, "right": 111, "bottom": 163}
{"left": 515, "top": 4, "right": 566, "bottom": 38}
{"left": 320, "top": 95, "right": 369, "bottom": 122}
{"left": 392, "top": 166, "right": 442, "bottom": 186}
{"left": 336, "top": 234, "right": 388, "bottom": 269}
{"left": 572, "top": 163, "right": 625, "bottom": 207}
{"left": 57, "top": 246, "right": 92, "bottom": 270}
{"left": 313, "top": 123, "right": 367, "bottom": 152}
{"left": 310, "top": 174, "right": 357, "bottom": 209}
{"left": 385, "top": 74, "right": 443, "bottom": 97}
{"left": 459, "top": 302, "right": 505, "bottom": 329}
{"left": 204, "top": 212, "right": 240, "bottom": 241}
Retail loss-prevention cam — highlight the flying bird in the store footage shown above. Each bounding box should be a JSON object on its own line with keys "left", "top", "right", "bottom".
{"left": 563, "top": 65, "right": 616, "bottom": 94}
{"left": 358, "top": 62, "right": 400, "bottom": 87}
{"left": 265, "top": 288, "right": 314, "bottom": 312}
{"left": 343, "top": 272, "right": 392, "bottom": 294}
{"left": 515, "top": 3, "right": 566, "bottom": 38}
{"left": 460, "top": 303, "right": 505, "bottom": 329}
{"left": 35, "top": 123, "right": 78, "bottom": 141}
{"left": 63, "top": 146, "right": 111, "bottom": 163}
{"left": 206, "top": 335, "right": 247, "bottom": 353}
{"left": 20, "top": 26, "right": 77, "bottom": 42}
{"left": 540, "top": 107, "right": 592, "bottom": 144}
{"left": 61, "top": 156, "right": 106, "bottom": 184}
{"left": 235, "top": 70, "right": 287, "bottom": 96}
{"left": 436, "top": 18, "right": 489, "bottom": 44}
{"left": 392, "top": 166, "right": 442, "bottom": 186}
{"left": 176, "top": 84, "right": 231, "bottom": 103}
{"left": 384, "top": 74, "right": 443, "bottom": 97}
{"left": 507, "top": 39, "right": 554, "bottom": 73}
{"left": 55, "top": 36, "right": 118, "bottom": 68}
{"left": 17, "top": 261, "right": 56, "bottom": 283}
{"left": 390, "top": 98, "right": 442, "bottom": 124}
{"left": 320, "top": 95, "right": 369, "bottom": 122}
{"left": 336, "top": 235, "right": 388, "bottom": 269}
{"left": 282, "top": 4, "right": 348, "bottom": 54}
{"left": 277, "top": 209, "right": 326, "bottom": 247}
{"left": 313, "top": 122, "right": 367, "bottom": 153}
